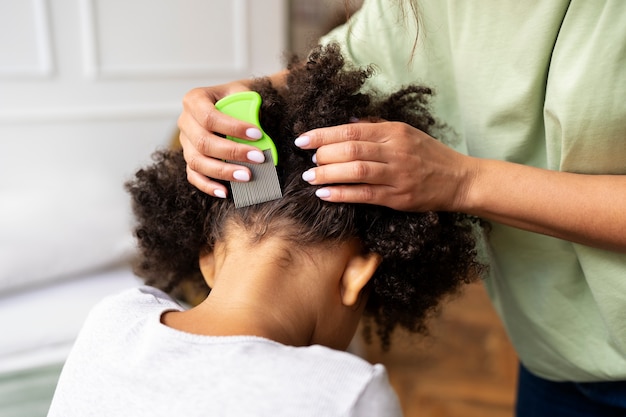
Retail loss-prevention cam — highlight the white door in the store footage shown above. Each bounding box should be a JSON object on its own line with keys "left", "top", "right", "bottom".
{"left": 0, "top": 0, "right": 287, "bottom": 291}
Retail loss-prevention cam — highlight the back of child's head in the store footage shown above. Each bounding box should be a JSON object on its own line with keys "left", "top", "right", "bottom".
{"left": 126, "top": 43, "right": 485, "bottom": 349}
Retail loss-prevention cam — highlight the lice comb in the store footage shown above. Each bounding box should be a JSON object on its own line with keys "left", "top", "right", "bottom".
{"left": 215, "top": 91, "right": 282, "bottom": 208}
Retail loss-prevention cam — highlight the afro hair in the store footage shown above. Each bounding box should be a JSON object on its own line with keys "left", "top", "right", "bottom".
{"left": 125, "top": 43, "right": 486, "bottom": 349}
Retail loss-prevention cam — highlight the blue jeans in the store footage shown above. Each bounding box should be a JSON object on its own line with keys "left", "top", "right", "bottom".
{"left": 516, "top": 363, "right": 626, "bottom": 416}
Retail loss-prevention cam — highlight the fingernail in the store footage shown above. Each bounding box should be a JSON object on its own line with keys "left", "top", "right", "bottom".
{"left": 315, "top": 188, "right": 331, "bottom": 198}
{"left": 214, "top": 189, "right": 226, "bottom": 198}
{"left": 233, "top": 170, "right": 250, "bottom": 181}
{"left": 349, "top": 117, "right": 360, "bottom": 123}
{"left": 312, "top": 153, "right": 317, "bottom": 164}
{"left": 247, "top": 150, "right": 265, "bottom": 163}
{"left": 246, "top": 128, "right": 263, "bottom": 140}
{"left": 302, "top": 170, "right": 315, "bottom": 182}
{"left": 294, "top": 135, "right": 310, "bottom": 147}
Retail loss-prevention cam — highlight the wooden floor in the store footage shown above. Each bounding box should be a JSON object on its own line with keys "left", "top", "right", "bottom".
{"left": 355, "top": 282, "right": 518, "bottom": 417}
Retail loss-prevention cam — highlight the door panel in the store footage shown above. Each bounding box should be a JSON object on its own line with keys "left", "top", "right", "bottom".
{"left": 0, "top": 0, "right": 287, "bottom": 291}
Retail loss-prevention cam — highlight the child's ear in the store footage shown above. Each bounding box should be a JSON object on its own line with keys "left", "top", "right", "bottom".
{"left": 340, "top": 252, "right": 382, "bottom": 307}
{"left": 199, "top": 251, "right": 217, "bottom": 288}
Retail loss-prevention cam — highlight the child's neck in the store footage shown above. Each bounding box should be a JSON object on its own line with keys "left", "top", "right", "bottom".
{"left": 163, "top": 236, "right": 366, "bottom": 350}
{"left": 188, "top": 259, "right": 318, "bottom": 346}
{"left": 162, "top": 239, "right": 337, "bottom": 347}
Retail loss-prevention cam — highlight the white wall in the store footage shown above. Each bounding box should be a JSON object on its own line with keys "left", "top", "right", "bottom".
{"left": 0, "top": 0, "right": 287, "bottom": 292}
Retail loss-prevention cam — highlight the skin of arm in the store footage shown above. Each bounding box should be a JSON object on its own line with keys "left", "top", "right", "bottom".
{"left": 295, "top": 121, "right": 626, "bottom": 253}
{"left": 467, "top": 158, "right": 626, "bottom": 253}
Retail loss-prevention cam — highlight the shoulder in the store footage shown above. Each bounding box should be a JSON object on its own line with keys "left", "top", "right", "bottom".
{"left": 305, "top": 345, "right": 396, "bottom": 389}
{"left": 102, "top": 285, "right": 177, "bottom": 305}
{"left": 321, "top": 0, "right": 414, "bottom": 74}
{"left": 75, "top": 285, "right": 181, "bottom": 341}
{"left": 90, "top": 285, "right": 181, "bottom": 318}
{"left": 267, "top": 344, "right": 402, "bottom": 416}
{"left": 250, "top": 342, "right": 390, "bottom": 386}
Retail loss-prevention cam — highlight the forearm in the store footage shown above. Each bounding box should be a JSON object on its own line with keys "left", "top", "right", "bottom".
{"left": 464, "top": 158, "right": 626, "bottom": 253}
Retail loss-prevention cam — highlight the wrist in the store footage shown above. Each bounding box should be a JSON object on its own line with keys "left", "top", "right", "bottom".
{"left": 453, "top": 156, "right": 484, "bottom": 214}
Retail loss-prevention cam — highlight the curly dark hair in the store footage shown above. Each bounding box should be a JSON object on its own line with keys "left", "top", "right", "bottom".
{"left": 125, "top": 43, "right": 486, "bottom": 349}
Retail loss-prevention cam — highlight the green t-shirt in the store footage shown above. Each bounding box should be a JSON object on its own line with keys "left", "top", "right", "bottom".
{"left": 323, "top": 0, "right": 626, "bottom": 382}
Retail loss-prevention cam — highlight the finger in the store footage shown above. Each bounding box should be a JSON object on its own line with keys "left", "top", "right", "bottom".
{"left": 294, "top": 123, "right": 384, "bottom": 150}
{"left": 301, "top": 161, "right": 388, "bottom": 186}
{"left": 314, "top": 184, "right": 388, "bottom": 206}
{"left": 180, "top": 132, "right": 256, "bottom": 183}
{"left": 181, "top": 88, "right": 263, "bottom": 142}
{"left": 313, "top": 141, "right": 386, "bottom": 166}
{"left": 316, "top": 184, "right": 419, "bottom": 212}
{"left": 178, "top": 115, "right": 266, "bottom": 166}
{"left": 186, "top": 164, "right": 228, "bottom": 199}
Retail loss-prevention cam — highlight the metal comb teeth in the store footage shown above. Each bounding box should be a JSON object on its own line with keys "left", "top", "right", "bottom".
{"left": 228, "top": 150, "right": 282, "bottom": 208}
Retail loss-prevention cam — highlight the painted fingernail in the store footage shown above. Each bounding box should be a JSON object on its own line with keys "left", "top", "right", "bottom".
{"left": 312, "top": 153, "right": 317, "bottom": 164}
{"left": 214, "top": 189, "right": 226, "bottom": 198}
{"left": 247, "top": 150, "right": 265, "bottom": 163}
{"left": 294, "top": 135, "right": 310, "bottom": 147}
{"left": 246, "top": 128, "right": 263, "bottom": 140}
{"left": 233, "top": 170, "right": 250, "bottom": 181}
{"left": 315, "top": 188, "right": 331, "bottom": 198}
{"left": 349, "top": 117, "right": 360, "bottom": 123}
{"left": 302, "top": 170, "right": 315, "bottom": 182}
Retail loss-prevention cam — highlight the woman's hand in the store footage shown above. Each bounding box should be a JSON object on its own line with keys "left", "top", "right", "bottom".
{"left": 178, "top": 71, "right": 289, "bottom": 198}
{"left": 296, "top": 120, "right": 626, "bottom": 252}
{"left": 295, "top": 120, "right": 479, "bottom": 212}
{"left": 177, "top": 81, "right": 269, "bottom": 198}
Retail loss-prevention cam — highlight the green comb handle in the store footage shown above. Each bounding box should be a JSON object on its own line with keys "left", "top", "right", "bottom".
{"left": 215, "top": 91, "right": 278, "bottom": 166}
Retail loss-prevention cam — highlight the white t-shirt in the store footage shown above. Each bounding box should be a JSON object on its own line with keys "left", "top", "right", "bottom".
{"left": 47, "top": 286, "right": 402, "bottom": 417}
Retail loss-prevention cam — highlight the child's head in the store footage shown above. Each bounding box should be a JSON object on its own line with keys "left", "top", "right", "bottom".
{"left": 126, "top": 43, "right": 485, "bottom": 349}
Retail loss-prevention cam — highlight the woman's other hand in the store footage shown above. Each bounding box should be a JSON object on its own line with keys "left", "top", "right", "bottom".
{"left": 295, "top": 120, "right": 479, "bottom": 213}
